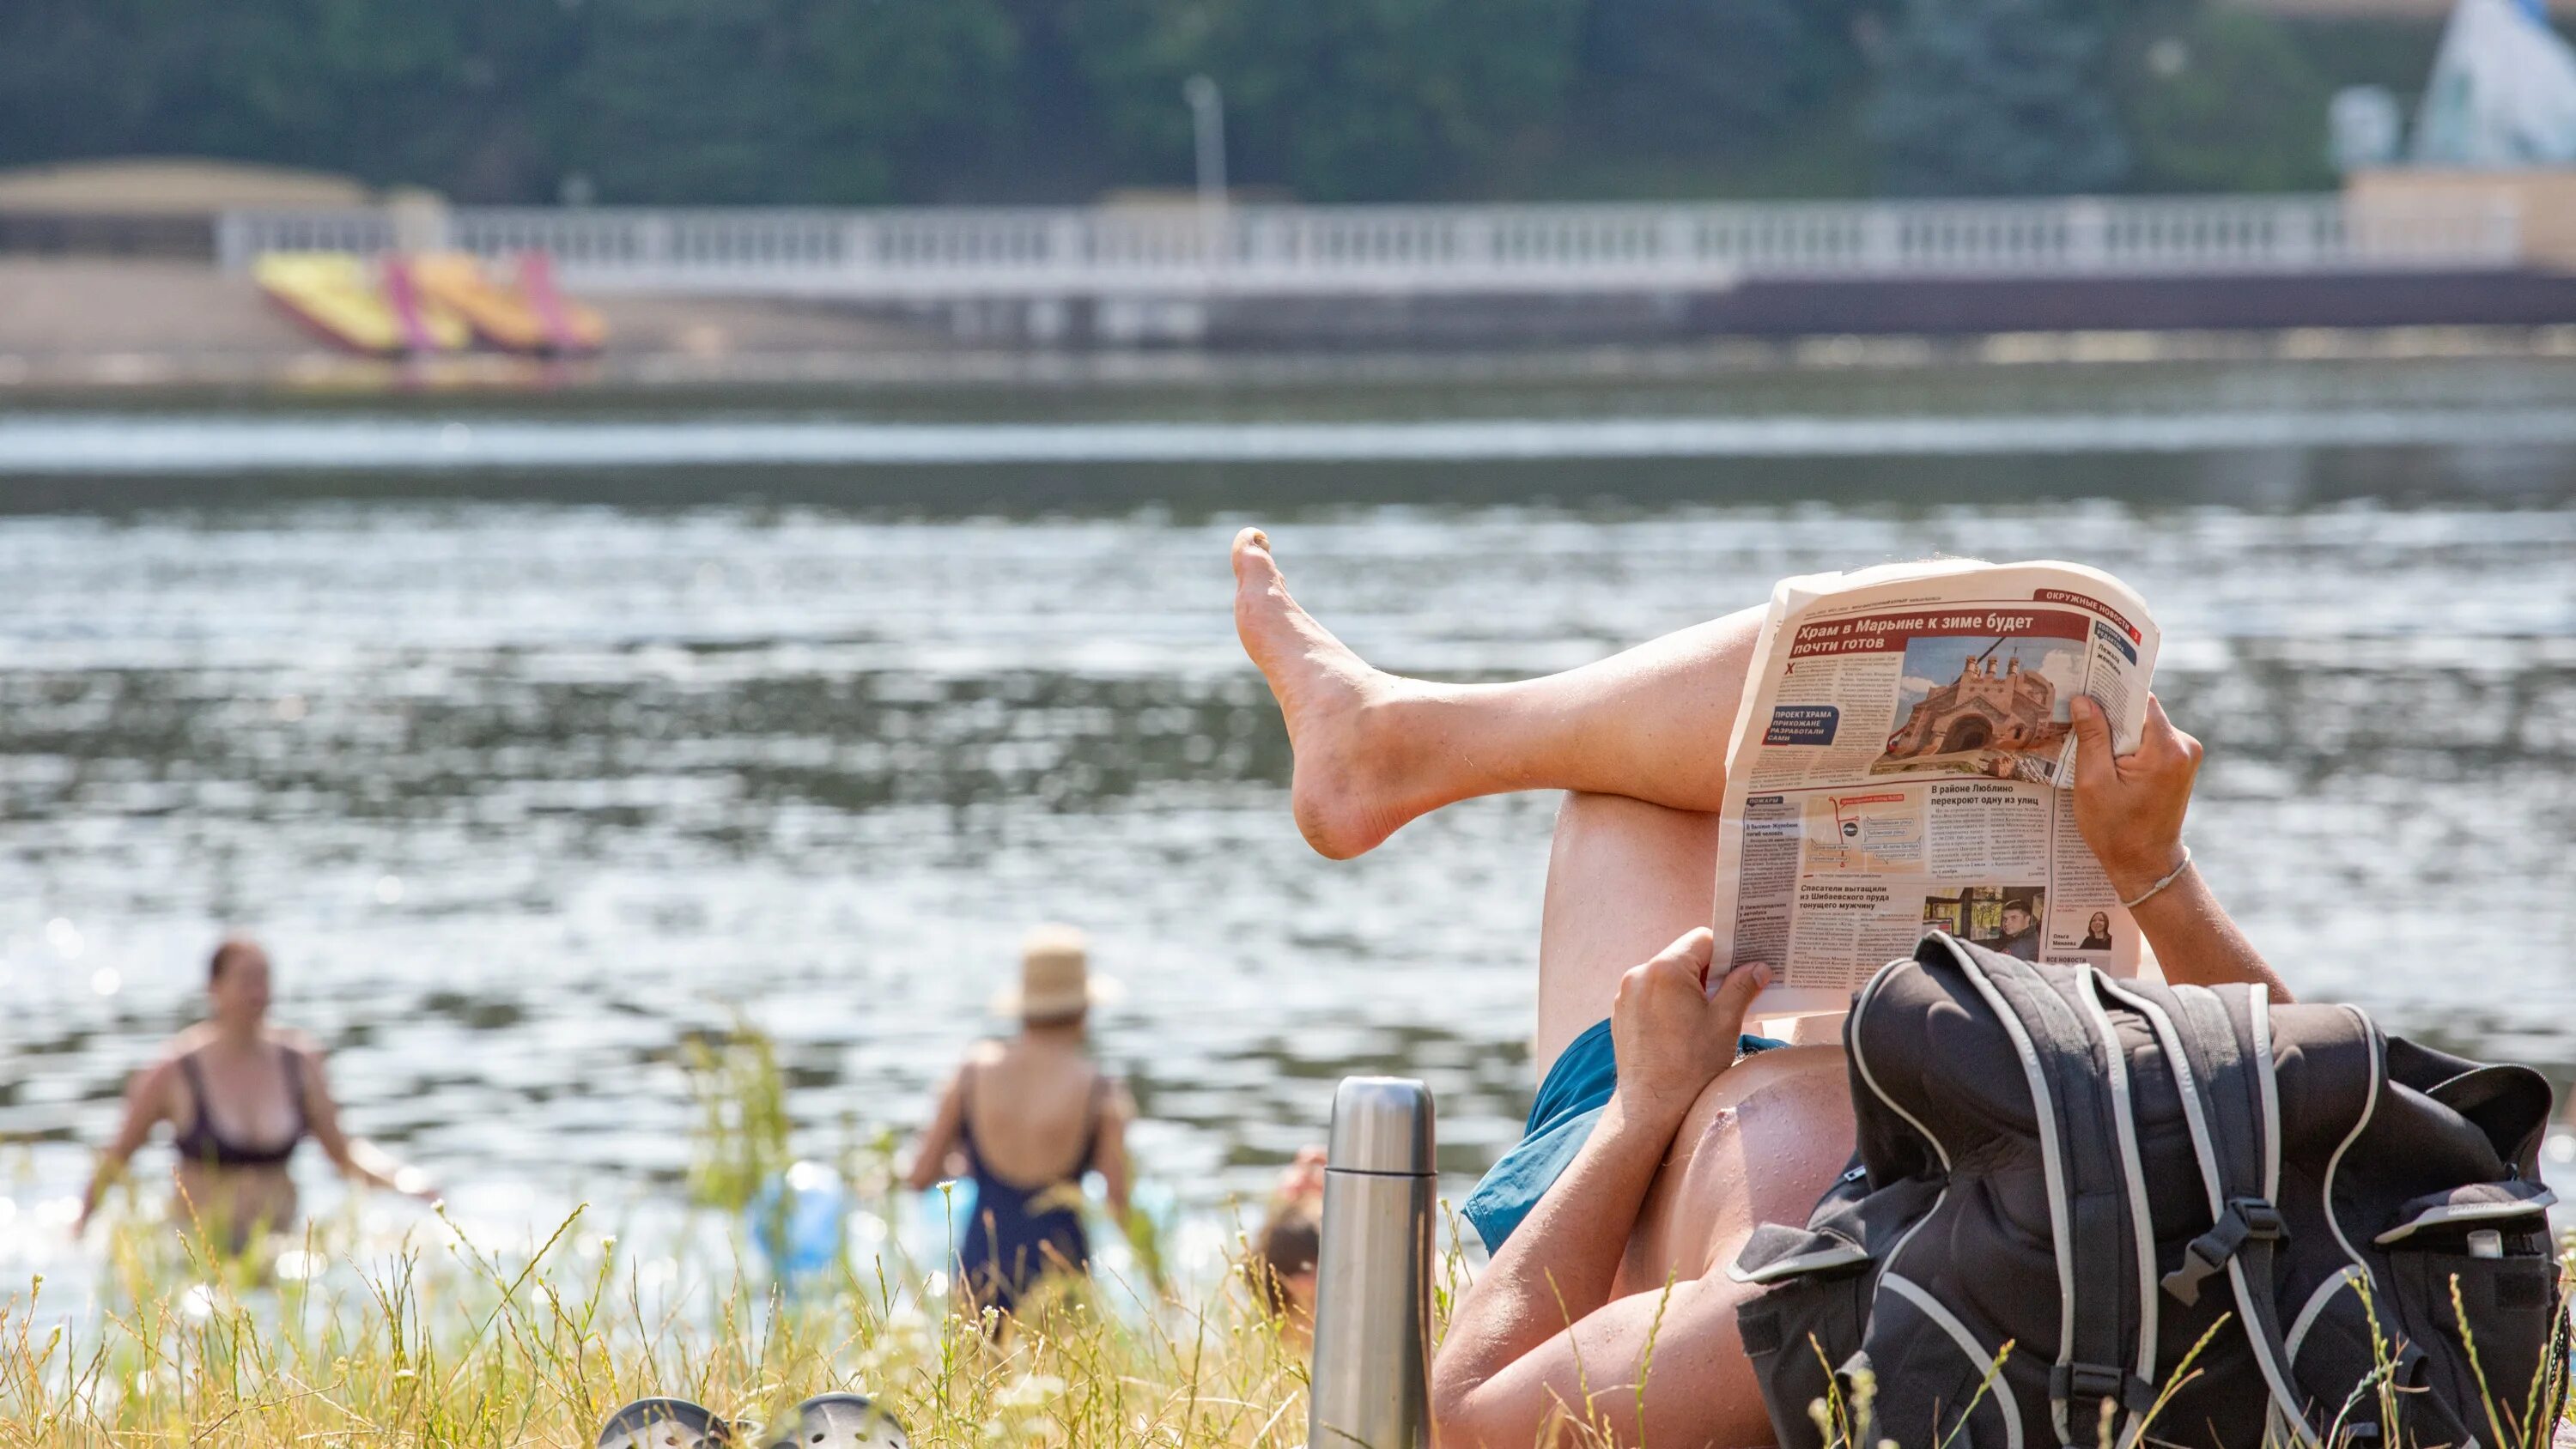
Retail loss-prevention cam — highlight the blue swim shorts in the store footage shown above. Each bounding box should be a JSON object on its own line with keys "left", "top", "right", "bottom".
{"left": 1461, "top": 1017, "right": 1788, "bottom": 1255}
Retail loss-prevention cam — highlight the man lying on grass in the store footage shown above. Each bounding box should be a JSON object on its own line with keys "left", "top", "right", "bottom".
{"left": 1228, "top": 529, "right": 2290, "bottom": 1446}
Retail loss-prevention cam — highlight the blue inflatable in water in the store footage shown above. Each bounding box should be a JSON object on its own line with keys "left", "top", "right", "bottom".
{"left": 746, "top": 1161, "right": 850, "bottom": 1283}
{"left": 915, "top": 1177, "right": 979, "bottom": 1263}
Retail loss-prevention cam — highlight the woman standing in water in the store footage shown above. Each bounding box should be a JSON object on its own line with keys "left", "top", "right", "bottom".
{"left": 907, "top": 925, "right": 1134, "bottom": 1319}
{"left": 76, "top": 937, "right": 433, "bottom": 1252}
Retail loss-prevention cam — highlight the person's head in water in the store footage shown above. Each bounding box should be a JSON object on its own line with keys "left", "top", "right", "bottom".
{"left": 2000, "top": 900, "right": 2035, "bottom": 938}
{"left": 995, "top": 925, "right": 1115, "bottom": 1034}
{"left": 1248, "top": 1194, "right": 1322, "bottom": 1335}
{"left": 207, "top": 937, "right": 272, "bottom": 1034}
{"left": 2087, "top": 910, "right": 2112, "bottom": 941}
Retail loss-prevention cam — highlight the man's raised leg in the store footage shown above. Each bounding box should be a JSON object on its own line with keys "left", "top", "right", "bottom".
{"left": 1435, "top": 794, "right": 1848, "bottom": 1449}
{"left": 1232, "top": 527, "right": 1763, "bottom": 859}
{"left": 1530, "top": 792, "right": 1722, "bottom": 1080}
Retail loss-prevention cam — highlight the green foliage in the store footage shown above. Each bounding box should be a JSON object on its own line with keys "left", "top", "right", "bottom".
{"left": 0, "top": 0, "right": 574, "bottom": 199}
{"left": 2270, "top": 12, "right": 2446, "bottom": 103}
{"left": 1074, "top": 0, "right": 1589, "bottom": 200}
{"left": 27, "top": 1159, "right": 2576, "bottom": 1445}
{"left": 1566, "top": 0, "right": 1865, "bottom": 157}
{"left": 1869, "top": 0, "right": 2132, "bottom": 196}
{"left": 561, "top": 0, "right": 807, "bottom": 204}
{"left": 2117, "top": 6, "right": 2336, "bottom": 193}
{"left": 15, "top": 1197, "right": 1320, "bottom": 1445}
{"left": 0, "top": 0, "right": 2426, "bottom": 203}
{"left": 562, "top": 0, "right": 1018, "bottom": 203}
{"left": 683, "top": 1022, "right": 793, "bottom": 1213}
{"left": 799, "top": 0, "right": 1021, "bottom": 202}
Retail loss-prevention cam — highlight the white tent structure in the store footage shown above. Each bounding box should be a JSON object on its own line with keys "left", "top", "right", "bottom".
{"left": 2413, "top": 0, "right": 2576, "bottom": 165}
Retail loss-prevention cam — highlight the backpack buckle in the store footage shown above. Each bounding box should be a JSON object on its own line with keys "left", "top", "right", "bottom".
{"left": 2233, "top": 1197, "right": 2285, "bottom": 1241}
{"left": 2050, "top": 1363, "right": 2158, "bottom": 1416}
{"left": 2161, "top": 1196, "right": 2287, "bottom": 1306}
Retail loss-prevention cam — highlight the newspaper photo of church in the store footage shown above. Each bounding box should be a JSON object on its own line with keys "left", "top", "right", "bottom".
{"left": 1872, "top": 635, "right": 2081, "bottom": 779}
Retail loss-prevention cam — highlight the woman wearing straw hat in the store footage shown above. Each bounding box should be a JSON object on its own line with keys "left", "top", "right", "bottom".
{"left": 906, "top": 925, "right": 1133, "bottom": 1319}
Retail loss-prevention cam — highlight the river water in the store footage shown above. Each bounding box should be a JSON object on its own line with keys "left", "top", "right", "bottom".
{"left": 3, "top": 352, "right": 2573, "bottom": 1296}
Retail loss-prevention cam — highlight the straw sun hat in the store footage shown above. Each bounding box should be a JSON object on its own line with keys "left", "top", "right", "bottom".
{"left": 990, "top": 925, "right": 1123, "bottom": 1022}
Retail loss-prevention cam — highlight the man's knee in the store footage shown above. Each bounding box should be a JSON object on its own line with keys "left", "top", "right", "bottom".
{"left": 1552, "top": 790, "right": 1720, "bottom": 853}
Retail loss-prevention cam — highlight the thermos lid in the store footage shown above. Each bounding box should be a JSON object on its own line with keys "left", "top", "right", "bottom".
{"left": 1326, "top": 1076, "right": 1435, "bottom": 1176}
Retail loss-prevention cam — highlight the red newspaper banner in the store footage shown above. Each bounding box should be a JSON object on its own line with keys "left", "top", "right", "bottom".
{"left": 1784, "top": 607, "right": 2091, "bottom": 661}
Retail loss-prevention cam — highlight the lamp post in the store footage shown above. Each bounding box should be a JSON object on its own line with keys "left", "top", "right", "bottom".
{"left": 1183, "top": 74, "right": 1228, "bottom": 271}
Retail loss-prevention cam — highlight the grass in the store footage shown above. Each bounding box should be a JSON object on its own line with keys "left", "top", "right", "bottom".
{"left": 3, "top": 1022, "right": 1318, "bottom": 1446}
{"left": 12, "top": 1216, "right": 2576, "bottom": 1448}
{"left": 2, "top": 1185, "right": 1317, "bottom": 1446}
{"left": 9, "top": 1028, "right": 2568, "bottom": 1446}
{"left": 25, "top": 1200, "right": 2571, "bottom": 1449}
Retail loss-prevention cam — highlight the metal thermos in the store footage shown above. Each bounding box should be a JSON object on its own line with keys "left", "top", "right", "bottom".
{"left": 1307, "top": 1076, "right": 1437, "bottom": 1449}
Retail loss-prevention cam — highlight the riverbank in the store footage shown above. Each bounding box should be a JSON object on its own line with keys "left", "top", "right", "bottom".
{"left": 3, "top": 1200, "right": 1315, "bottom": 1446}
{"left": 0, "top": 258, "right": 954, "bottom": 390}
{"left": 10, "top": 258, "right": 2576, "bottom": 396}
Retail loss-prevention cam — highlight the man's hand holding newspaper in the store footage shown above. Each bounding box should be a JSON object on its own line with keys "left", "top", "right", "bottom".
{"left": 2068, "top": 693, "right": 2200, "bottom": 903}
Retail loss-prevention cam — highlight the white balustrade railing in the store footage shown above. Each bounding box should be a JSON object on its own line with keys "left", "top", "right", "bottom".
{"left": 216, "top": 194, "right": 2524, "bottom": 296}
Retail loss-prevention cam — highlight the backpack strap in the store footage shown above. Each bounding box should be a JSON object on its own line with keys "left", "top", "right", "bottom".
{"left": 2159, "top": 986, "right": 2276, "bottom": 1307}
{"left": 2076, "top": 968, "right": 2168, "bottom": 1449}
{"left": 2099, "top": 977, "right": 2319, "bottom": 1449}
{"left": 1933, "top": 936, "right": 2155, "bottom": 1446}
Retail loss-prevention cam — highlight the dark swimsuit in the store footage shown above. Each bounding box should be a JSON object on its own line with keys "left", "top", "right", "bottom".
{"left": 954, "top": 1064, "right": 1107, "bottom": 1317}
{"left": 1461, "top": 1017, "right": 1787, "bottom": 1254}
{"left": 171, "top": 1044, "right": 309, "bottom": 1167}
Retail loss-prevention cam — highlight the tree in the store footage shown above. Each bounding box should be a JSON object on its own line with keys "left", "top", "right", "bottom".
{"left": 559, "top": 0, "right": 814, "bottom": 204}
{"left": 786, "top": 0, "right": 1020, "bottom": 202}
{"left": 1868, "top": 0, "right": 2131, "bottom": 196}
{"left": 0, "top": 0, "right": 574, "bottom": 199}
{"left": 2118, "top": 6, "right": 2334, "bottom": 191}
{"left": 1569, "top": 0, "right": 1863, "bottom": 155}
{"left": 557, "top": 0, "right": 1016, "bottom": 204}
{"left": 1072, "top": 0, "right": 1589, "bottom": 200}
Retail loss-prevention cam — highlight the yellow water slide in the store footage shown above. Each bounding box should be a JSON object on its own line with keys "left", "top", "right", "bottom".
{"left": 412, "top": 252, "right": 607, "bottom": 355}
{"left": 254, "top": 252, "right": 468, "bottom": 355}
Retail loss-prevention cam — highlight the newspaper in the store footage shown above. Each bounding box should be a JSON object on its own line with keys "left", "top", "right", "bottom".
{"left": 1711, "top": 559, "right": 2161, "bottom": 1017}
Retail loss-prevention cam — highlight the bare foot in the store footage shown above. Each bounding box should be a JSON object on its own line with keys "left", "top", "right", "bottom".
{"left": 1231, "top": 527, "right": 1431, "bottom": 859}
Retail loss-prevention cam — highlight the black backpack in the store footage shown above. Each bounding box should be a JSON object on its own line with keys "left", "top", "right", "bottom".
{"left": 1732, "top": 933, "right": 2567, "bottom": 1449}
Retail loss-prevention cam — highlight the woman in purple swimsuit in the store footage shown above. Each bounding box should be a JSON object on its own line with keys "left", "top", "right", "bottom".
{"left": 77, "top": 937, "right": 433, "bottom": 1252}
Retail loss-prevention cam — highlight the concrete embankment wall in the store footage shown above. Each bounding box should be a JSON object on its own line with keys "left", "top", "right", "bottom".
{"left": 1698, "top": 270, "right": 2576, "bottom": 337}
{"left": 0, "top": 258, "right": 951, "bottom": 385}
{"left": 7, "top": 255, "right": 2576, "bottom": 388}
{"left": 1129, "top": 270, "right": 2576, "bottom": 349}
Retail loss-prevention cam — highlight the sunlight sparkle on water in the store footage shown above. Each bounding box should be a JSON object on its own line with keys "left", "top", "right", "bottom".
{"left": 1, "top": 361, "right": 2572, "bottom": 1295}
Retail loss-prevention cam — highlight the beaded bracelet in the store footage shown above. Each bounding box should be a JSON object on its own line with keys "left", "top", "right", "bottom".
{"left": 2118, "top": 846, "right": 2194, "bottom": 910}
